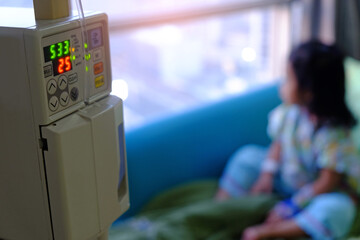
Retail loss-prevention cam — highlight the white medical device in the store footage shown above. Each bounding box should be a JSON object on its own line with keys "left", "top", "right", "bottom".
{"left": 0, "top": 3, "right": 129, "bottom": 240}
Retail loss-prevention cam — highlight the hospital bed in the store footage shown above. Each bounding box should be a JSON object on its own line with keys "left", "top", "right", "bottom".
{"left": 111, "top": 57, "right": 360, "bottom": 239}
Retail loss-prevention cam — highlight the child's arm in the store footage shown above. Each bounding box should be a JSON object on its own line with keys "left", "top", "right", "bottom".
{"left": 215, "top": 142, "right": 281, "bottom": 201}
{"left": 251, "top": 141, "right": 281, "bottom": 194}
{"left": 291, "top": 168, "right": 341, "bottom": 207}
{"left": 311, "top": 169, "right": 342, "bottom": 194}
{"left": 267, "top": 169, "right": 342, "bottom": 222}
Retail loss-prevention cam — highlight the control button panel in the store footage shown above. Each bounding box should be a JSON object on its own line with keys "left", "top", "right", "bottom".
{"left": 42, "top": 27, "right": 84, "bottom": 115}
{"left": 46, "top": 74, "right": 70, "bottom": 112}
{"left": 42, "top": 22, "right": 108, "bottom": 116}
{"left": 84, "top": 24, "right": 109, "bottom": 99}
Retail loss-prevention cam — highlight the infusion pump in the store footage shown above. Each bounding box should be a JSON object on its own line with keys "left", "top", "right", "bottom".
{"left": 0, "top": 7, "right": 129, "bottom": 240}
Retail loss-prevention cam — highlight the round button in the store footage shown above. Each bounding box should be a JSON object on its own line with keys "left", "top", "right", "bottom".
{"left": 70, "top": 87, "right": 79, "bottom": 101}
{"left": 47, "top": 79, "right": 57, "bottom": 95}
{"left": 58, "top": 75, "right": 68, "bottom": 91}
{"left": 60, "top": 91, "right": 70, "bottom": 107}
{"left": 49, "top": 96, "right": 59, "bottom": 112}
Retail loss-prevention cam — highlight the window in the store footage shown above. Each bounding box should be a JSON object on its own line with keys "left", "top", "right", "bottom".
{"left": 0, "top": 0, "right": 294, "bottom": 129}
{"left": 0, "top": 0, "right": 32, "bottom": 7}
{"left": 107, "top": 2, "right": 292, "bottom": 129}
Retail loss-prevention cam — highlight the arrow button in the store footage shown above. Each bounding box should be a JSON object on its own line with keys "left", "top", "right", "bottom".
{"left": 49, "top": 96, "right": 59, "bottom": 112}
{"left": 47, "top": 79, "right": 57, "bottom": 95}
{"left": 60, "top": 91, "right": 69, "bottom": 107}
{"left": 70, "top": 87, "right": 79, "bottom": 101}
{"left": 58, "top": 75, "right": 68, "bottom": 91}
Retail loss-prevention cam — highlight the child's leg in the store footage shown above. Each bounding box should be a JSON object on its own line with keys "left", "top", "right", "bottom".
{"left": 243, "top": 192, "right": 356, "bottom": 240}
{"left": 217, "top": 145, "right": 267, "bottom": 200}
{"left": 294, "top": 192, "right": 356, "bottom": 239}
{"left": 242, "top": 220, "right": 306, "bottom": 240}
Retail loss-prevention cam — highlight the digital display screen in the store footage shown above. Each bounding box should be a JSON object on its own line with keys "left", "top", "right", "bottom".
{"left": 88, "top": 27, "right": 103, "bottom": 50}
{"left": 43, "top": 40, "right": 72, "bottom": 76}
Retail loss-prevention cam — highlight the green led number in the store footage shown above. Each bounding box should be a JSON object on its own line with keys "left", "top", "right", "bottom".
{"left": 57, "top": 42, "right": 63, "bottom": 57}
{"left": 49, "top": 40, "right": 69, "bottom": 60}
{"left": 50, "top": 44, "right": 56, "bottom": 59}
{"left": 64, "top": 40, "right": 69, "bottom": 55}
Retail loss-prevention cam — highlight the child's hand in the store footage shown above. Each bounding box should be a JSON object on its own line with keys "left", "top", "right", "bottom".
{"left": 242, "top": 225, "right": 263, "bottom": 240}
{"left": 266, "top": 209, "right": 283, "bottom": 223}
{"left": 250, "top": 172, "right": 273, "bottom": 195}
{"left": 266, "top": 199, "right": 301, "bottom": 223}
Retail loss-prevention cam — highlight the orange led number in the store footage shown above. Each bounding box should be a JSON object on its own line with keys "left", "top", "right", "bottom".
{"left": 65, "top": 56, "right": 71, "bottom": 71}
{"left": 58, "top": 58, "right": 65, "bottom": 74}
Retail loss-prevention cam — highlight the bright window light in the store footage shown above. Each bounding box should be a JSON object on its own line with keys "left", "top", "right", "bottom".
{"left": 241, "top": 47, "right": 257, "bottom": 62}
{"left": 111, "top": 79, "right": 129, "bottom": 101}
{"left": 110, "top": 5, "right": 290, "bottom": 129}
{"left": 225, "top": 77, "right": 248, "bottom": 94}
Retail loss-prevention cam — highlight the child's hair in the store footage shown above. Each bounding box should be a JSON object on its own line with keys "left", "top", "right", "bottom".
{"left": 289, "top": 40, "right": 357, "bottom": 127}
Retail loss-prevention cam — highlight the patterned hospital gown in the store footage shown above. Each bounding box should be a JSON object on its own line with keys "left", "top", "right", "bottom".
{"left": 268, "top": 104, "right": 360, "bottom": 197}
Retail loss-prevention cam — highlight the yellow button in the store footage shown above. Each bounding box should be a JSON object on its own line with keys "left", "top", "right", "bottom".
{"left": 95, "top": 75, "right": 105, "bottom": 88}
{"left": 94, "top": 62, "right": 103, "bottom": 75}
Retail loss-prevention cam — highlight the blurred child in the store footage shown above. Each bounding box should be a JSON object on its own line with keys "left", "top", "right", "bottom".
{"left": 216, "top": 40, "right": 360, "bottom": 240}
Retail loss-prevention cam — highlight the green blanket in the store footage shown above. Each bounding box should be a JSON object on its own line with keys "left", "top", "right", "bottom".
{"left": 110, "top": 180, "right": 276, "bottom": 240}
{"left": 110, "top": 180, "right": 360, "bottom": 240}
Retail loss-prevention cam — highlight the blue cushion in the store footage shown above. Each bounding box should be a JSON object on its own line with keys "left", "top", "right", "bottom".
{"left": 122, "top": 84, "right": 281, "bottom": 218}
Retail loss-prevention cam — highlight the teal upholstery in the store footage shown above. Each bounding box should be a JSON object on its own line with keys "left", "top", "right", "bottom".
{"left": 123, "top": 84, "right": 281, "bottom": 218}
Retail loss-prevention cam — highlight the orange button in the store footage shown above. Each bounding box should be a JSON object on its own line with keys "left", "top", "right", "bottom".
{"left": 93, "top": 62, "right": 103, "bottom": 75}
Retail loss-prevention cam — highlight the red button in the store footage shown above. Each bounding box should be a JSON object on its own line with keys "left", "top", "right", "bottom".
{"left": 94, "top": 62, "right": 103, "bottom": 75}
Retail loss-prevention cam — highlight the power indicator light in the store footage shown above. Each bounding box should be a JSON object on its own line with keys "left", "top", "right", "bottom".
{"left": 72, "top": 55, "right": 76, "bottom": 61}
{"left": 85, "top": 54, "right": 91, "bottom": 61}
{"left": 85, "top": 66, "right": 89, "bottom": 72}
{"left": 84, "top": 43, "right": 88, "bottom": 49}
